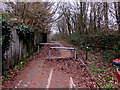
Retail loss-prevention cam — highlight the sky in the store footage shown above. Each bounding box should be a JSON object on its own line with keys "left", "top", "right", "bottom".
{"left": 3, "top": 0, "right": 120, "bottom": 2}
{"left": 1, "top": 0, "right": 119, "bottom": 34}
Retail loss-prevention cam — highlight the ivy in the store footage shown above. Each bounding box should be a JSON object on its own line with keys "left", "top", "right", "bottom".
{"left": 2, "top": 19, "right": 13, "bottom": 64}
{"left": 16, "top": 25, "right": 34, "bottom": 44}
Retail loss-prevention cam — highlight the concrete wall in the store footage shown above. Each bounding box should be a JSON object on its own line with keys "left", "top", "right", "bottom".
{"left": 3, "top": 28, "right": 47, "bottom": 71}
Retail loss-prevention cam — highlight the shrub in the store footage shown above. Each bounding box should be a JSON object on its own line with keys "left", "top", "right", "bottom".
{"left": 16, "top": 25, "right": 34, "bottom": 44}
{"left": 16, "top": 25, "right": 34, "bottom": 51}
{"left": 2, "top": 19, "right": 13, "bottom": 64}
{"left": 66, "top": 34, "right": 120, "bottom": 60}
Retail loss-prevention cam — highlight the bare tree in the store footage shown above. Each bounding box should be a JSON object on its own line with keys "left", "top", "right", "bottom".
{"left": 114, "top": 2, "right": 120, "bottom": 34}
{"left": 56, "top": 1, "right": 118, "bottom": 37}
{"left": 4, "top": 2, "right": 61, "bottom": 33}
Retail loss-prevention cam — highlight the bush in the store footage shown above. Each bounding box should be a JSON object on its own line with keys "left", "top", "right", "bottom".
{"left": 16, "top": 25, "right": 34, "bottom": 52}
{"left": 2, "top": 19, "right": 13, "bottom": 64}
{"left": 67, "top": 34, "right": 86, "bottom": 49}
{"left": 16, "top": 25, "right": 34, "bottom": 44}
{"left": 66, "top": 34, "right": 120, "bottom": 60}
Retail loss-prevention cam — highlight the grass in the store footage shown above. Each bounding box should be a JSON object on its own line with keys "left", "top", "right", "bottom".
{"left": 65, "top": 35, "right": 119, "bottom": 88}
{"left": 92, "top": 69, "right": 114, "bottom": 88}
{"left": 104, "top": 83, "right": 114, "bottom": 88}
{"left": 99, "top": 74, "right": 113, "bottom": 81}
{"left": 91, "top": 67, "right": 110, "bottom": 73}
{"left": 75, "top": 46, "right": 117, "bottom": 88}
{"left": 104, "top": 76, "right": 112, "bottom": 81}
{"left": 85, "top": 52, "right": 117, "bottom": 88}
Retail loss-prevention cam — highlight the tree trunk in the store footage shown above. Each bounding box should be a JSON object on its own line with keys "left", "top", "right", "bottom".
{"left": 114, "top": 2, "right": 120, "bottom": 34}
{"left": 104, "top": 2, "right": 108, "bottom": 29}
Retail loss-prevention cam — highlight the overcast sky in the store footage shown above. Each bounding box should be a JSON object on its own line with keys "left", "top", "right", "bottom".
{"left": 3, "top": 0, "right": 120, "bottom": 2}
{"left": 1, "top": 0, "right": 119, "bottom": 34}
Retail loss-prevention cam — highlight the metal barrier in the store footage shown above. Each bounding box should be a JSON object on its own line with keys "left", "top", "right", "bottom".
{"left": 38, "top": 43, "right": 60, "bottom": 53}
{"left": 48, "top": 47, "right": 77, "bottom": 60}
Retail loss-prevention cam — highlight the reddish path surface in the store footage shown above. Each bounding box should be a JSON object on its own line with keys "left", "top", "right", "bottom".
{"left": 2, "top": 41, "right": 97, "bottom": 88}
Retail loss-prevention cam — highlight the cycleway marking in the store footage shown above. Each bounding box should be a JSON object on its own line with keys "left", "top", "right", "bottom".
{"left": 15, "top": 80, "right": 22, "bottom": 88}
{"left": 14, "top": 68, "right": 76, "bottom": 88}
{"left": 69, "top": 76, "right": 76, "bottom": 88}
{"left": 46, "top": 68, "right": 53, "bottom": 88}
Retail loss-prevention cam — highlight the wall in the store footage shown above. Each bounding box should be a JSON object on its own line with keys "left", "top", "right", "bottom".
{"left": 3, "top": 28, "right": 47, "bottom": 71}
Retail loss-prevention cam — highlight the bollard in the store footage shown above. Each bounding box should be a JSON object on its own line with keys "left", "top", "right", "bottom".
{"left": 112, "top": 59, "right": 120, "bottom": 82}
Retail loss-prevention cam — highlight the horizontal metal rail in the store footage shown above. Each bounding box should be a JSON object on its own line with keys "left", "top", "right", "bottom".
{"left": 38, "top": 43, "right": 60, "bottom": 53}
{"left": 39, "top": 43, "right": 60, "bottom": 46}
{"left": 48, "top": 47, "right": 77, "bottom": 60}
{"left": 49, "top": 47, "right": 76, "bottom": 50}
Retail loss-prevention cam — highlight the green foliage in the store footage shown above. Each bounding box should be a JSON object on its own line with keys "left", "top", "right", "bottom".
{"left": 104, "top": 76, "right": 112, "bottom": 81}
{"left": 3, "top": 71, "right": 10, "bottom": 81}
{"left": 2, "top": 19, "right": 13, "bottom": 53}
{"left": 14, "top": 61, "right": 24, "bottom": 70}
{"left": 2, "top": 19, "right": 13, "bottom": 65}
{"left": 16, "top": 25, "right": 34, "bottom": 44}
{"left": 97, "top": 35, "right": 119, "bottom": 48}
{"left": 91, "top": 67, "right": 110, "bottom": 73}
{"left": 3, "top": 61, "right": 24, "bottom": 81}
{"left": 100, "top": 50, "right": 116, "bottom": 62}
{"left": 66, "top": 34, "right": 86, "bottom": 49}
{"left": 0, "top": 14, "right": 2, "bottom": 21}
{"left": 2, "top": 20, "right": 35, "bottom": 75}
{"left": 2, "top": 16, "right": 37, "bottom": 79}
{"left": 104, "top": 83, "right": 114, "bottom": 88}
{"left": 2, "top": 10, "right": 16, "bottom": 21}
{"left": 67, "top": 34, "right": 120, "bottom": 60}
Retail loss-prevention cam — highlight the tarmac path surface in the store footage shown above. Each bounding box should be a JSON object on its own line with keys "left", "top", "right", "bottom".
{"left": 2, "top": 41, "right": 97, "bottom": 88}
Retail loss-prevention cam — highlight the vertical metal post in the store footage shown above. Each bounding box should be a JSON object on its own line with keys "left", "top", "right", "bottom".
{"left": 74, "top": 49, "right": 76, "bottom": 60}
{"left": 38, "top": 45, "right": 39, "bottom": 53}
{"left": 58, "top": 49, "right": 60, "bottom": 55}
{"left": 48, "top": 48, "right": 51, "bottom": 59}
{"left": 86, "top": 47, "right": 88, "bottom": 60}
{"left": 72, "top": 50, "right": 74, "bottom": 58}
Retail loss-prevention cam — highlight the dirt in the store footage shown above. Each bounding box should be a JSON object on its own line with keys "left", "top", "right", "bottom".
{"left": 2, "top": 41, "right": 97, "bottom": 88}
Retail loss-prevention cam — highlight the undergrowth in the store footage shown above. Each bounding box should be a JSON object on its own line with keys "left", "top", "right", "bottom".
{"left": 64, "top": 34, "right": 119, "bottom": 88}
{"left": 2, "top": 58, "right": 26, "bottom": 81}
